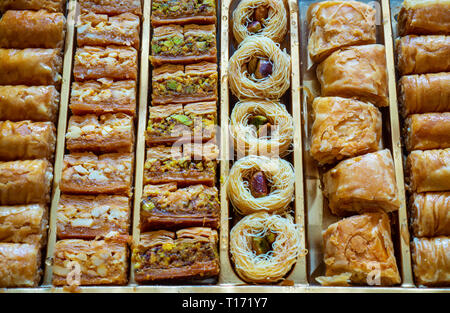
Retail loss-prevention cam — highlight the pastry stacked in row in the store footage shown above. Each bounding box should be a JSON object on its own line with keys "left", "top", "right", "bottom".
{"left": 396, "top": 0, "right": 450, "bottom": 287}
{"left": 51, "top": 0, "right": 142, "bottom": 287}
{"left": 307, "top": 1, "right": 401, "bottom": 286}
{"left": 132, "top": 0, "right": 221, "bottom": 283}
{"left": 0, "top": 2, "right": 66, "bottom": 288}
{"left": 226, "top": 0, "right": 304, "bottom": 284}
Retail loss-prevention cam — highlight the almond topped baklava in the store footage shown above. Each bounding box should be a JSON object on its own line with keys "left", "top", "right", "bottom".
{"left": 70, "top": 79, "right": 136, "bottom": 116}
{"left": 143, "top": 143, "right": 218, "bottom": 187}
{"left": 150, "top": 24, "right": 216, "bottom": 65}
{"left": 77, "top": 12, "right": 140, "bottom": 49}
{"left": 146, "top": 101, "right": 216, "bottom": 144}
{"left": 151, "top": 0, "right": 216, "bottom": 26}
{"left": 133, "top": 227, "right": 219, "bottom": 282}
{"left": 79, "top": 0, "right": 142, "bottom": 16}
{"left": 152, "top": 62, "right": 218, "bottom": 105}
{"left": 141, "top": 183, "right": 220, "bottom": 230}
{"left": 60, "top": 152, "right": 133, "bottom": 196}
{"left": 0, "top": 0, "right": 65, "bottom": 13}
{"left": 57, "top": 194, "right": 130, "bottom": 240}
{"left": 73, "top": 46, "right": 138, "bottom": 81}
{"left": 66, "top": 113, "right": 134, "bottom": 153}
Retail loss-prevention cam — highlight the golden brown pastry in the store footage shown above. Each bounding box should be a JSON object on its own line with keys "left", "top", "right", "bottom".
{"left": 398, "top": 0, "right": 450, "bottom": 36}
{"left": 396, "top": 35, "right": 450, "bottom": 75}
{"left": 79, "top": 0, "right": 142, "bottom": 16}
{"left": 411, "top": 237, "right": 449, "bottom": 286}
{"left": 0, "top": 243, "right": 41, "bottom": 287}
{"left": 0, "top": 0, "right": 65, "bottom": 12}
{"left": 307, "top": 1, "right": 376, "bottom": 63}
{"left": 406, "top": 148, "right": 450, "bottom": 193}
{"left": 405, "top": 113, "right": 450, "bottom": 151}
{"left": 410, "top": 192, "right": 450, "bottom": 237}
{"left": 318, "top": 211, "right": 401, "bottom": 286}
{"left": 323, "top": 149, "right": 400, "bottom": 216}
{"left": 399, "top": 73, "right": 450, "bottom": 117}
{"left": 310, "top": 97, "right": 382, "bottom": 165}
{"left": 151, "top": 0, "right": 216, "bottom": 26}
{"left": 316, "top": 44, "right": 388, "bottom": 107}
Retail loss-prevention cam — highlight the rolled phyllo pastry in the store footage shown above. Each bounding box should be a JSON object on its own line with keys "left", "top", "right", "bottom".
{"left": 77, "top": 12, "right": 140, "bottom": 49}
{"left": 310, "top": 97, "right": 382, "bottom": 165}
{"left": 398, "top": 0, "right": 450, "bottom": 36}
{"left": 60, "top": 153, "right": 133, "bottom": 196}
{"left": 227, "top": 155, "right": 294, "bottom": 215}
{"left": 411, "top": 237, "right": 449, "bottom": 286}
{"left": 57, "top": 194, "right": 130, "bottom": 240}
{"left": 146, "top": 101, "right": 216, "bottom": 145}
{"left": 0, "top": 48, "right": 62, "bottom": 86}
{"left": 399, "top": 72, "right": 450, "bottom": 117}
{"left": 323, "top": 149, "right": 400, "bottom": 216}
{"left": 152, "top": 62, "right": 218, "bottom": 105}
{"left": 405, "top": 113, "right": 450, "bottom": 151}
{"left": 52, "top": 239, "right": 128, "bottom": 286}
{"left": 150, "top": 24, "right": 216, "bottom": 66}
{"left": 141, "top": 183, "right": 220, "bottom": 230}
{"left": 317, "top": 44, "right": 388, "bottom": 107}
{"left": 73, "top": 46, "right": 138, "bottom": 81}
{"left": 230, "top": 212, "right": 304, "bottom": 283}
{"left": 307, "top": 1, "right": 376, "bottom": 63}
{"left": 151, "top": 0, "right": 216, "bottom": 26}
{"left": 0, "top": 0, "right": 65, "bottom": 12}
{"left": 70, "top": 79, "right": 136, "bottom": 116}
{"left": 232, "top": 0, "right": 287, "bottom": 44}
{"left": 133, "top": 228, "right": 219, "bottom": 283}
{"left": 317, "top": 211, "right": 401, "bottom": 286}
{"left": 66, "top": 113, "right": 134, "bottom": 153}
{"left": 79, "top": 0, "right": 142, "bottom": 16}
{"left": 0, "top": 159, "right": 53, "bottom": 205}
{"left": 0, "top": 204, "right": 47, "bottom": 245}
{"left": 406, "top": 148, "right": 450, "bottom": 193}
{"left": 410, "top": 192, "right": 450, "bottom": 237}
{"left": 396, "top": 35, "right": 450, "bottom": 75}
{"left": 0, "top": 243, "right": 42, "bottom": 288}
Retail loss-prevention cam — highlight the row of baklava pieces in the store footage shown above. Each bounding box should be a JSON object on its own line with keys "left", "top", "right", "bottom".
{"left": 51, "top": 1, "right": 144, "bottom": 287}
{"left": 395, "top": 2, "right": 450, "bottom": 288}
{"left": 307, "top": 1, "right": 401, "bottom": 287}
{"left": 0, "top": 7, "right": 66, "bottom": 288}
{"left": 131, "top": 0, "right": 221, "bottom": 284}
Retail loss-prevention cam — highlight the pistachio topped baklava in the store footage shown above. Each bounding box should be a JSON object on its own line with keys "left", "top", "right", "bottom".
{"left": 151, "top": 0, "right": 216, "bottom": 26}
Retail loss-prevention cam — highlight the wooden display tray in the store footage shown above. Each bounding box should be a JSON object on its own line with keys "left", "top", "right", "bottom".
{"left": 2, "top": 0, "right": 449, "bottom": 293}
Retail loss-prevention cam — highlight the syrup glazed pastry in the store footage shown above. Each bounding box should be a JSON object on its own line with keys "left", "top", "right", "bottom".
{"left": 230, "top": 99, "right": 293, "bottom": 157}
{"left": 227, "top": 155, "right": 294, "bottom": 215}
{"left": 229, "top": 212, "right": 304, "bottom": 283}
{"left": 232, "top": 0, "right": 287, "bottom": 44}
{"left": 150, "top": 0, "right": 216, "bottom": 27}
{"left": 229, "top": 36, "right": 290, "bottom": 100}
{"left": 0, "top": 0, "right": 66, "bottom": 13}
{"left": 410, "top": 192, "right": 450, "bottom": 237}
{"left": 79, "top": 0, "right": 142, "bottom": 16}
{"left": 404, "top": 113, "right": 450, "bottom": 151}
{"left": 307, "top": 1, "right": 376, "bottom": 64}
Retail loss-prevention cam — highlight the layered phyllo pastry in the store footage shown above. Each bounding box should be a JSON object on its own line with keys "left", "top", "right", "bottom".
{"left": 151, "top": 0, "right": 216, "bottom": 26}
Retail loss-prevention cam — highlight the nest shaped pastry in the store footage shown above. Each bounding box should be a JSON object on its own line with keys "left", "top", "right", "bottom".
{"left": 228, "top": 36, "right": 290, "bottom": 100}
{"left": 230, "top": 99, "right": 293, "bottom": 157}
{"left": 230, "top": 212, "right": 305, "bottom": 283}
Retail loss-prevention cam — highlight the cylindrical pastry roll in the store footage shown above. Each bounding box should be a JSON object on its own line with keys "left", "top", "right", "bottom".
{"left": 232, "top": 0, "right": 287, "bottom": 44}
{"left": 0, "top": 243, "right": 41, "bottom": 288}
{"left": 323, "top": 149, "right": 400, "bottom": 216}
{"left": 405, "top": 113, "right": 450, "bottom": 151}
{"left": 0, "top": 160, "right": 53, "bottom": 205}
{"left": 399, "top": 73, "right": 450, "bottom": 117}
{"left": 0, "top": 48, "right": 62, "bottom": 86}
{"left": 307, "top": 1, "right": 376, "bottom": 63}
{"left": 229, "top": 36, "right": 290, "bottom": 100}
{"left": 396, "top": 35, "right": 450, "bottom": 75}
{"left": 398, "top": 0, "right": 450, "bottom": 36}
{"left": 230, "top": 212, "right": 305, "bottom": 283}
{"left": 227, "top": 155, "right": 294, "bottom": 215}
{"left": 411, "top": 237, "right": 450, "bottom": 286}
{"left": 407, "top": 148, "right": 450, "bottom": 193}
{"left": 230, "top": 99, "right": 293, "bottom": 157}
{"left": 0, "top": 121, "right": 56, "bottom": 161}
{"left": 316, "top": 44, "right": 388, "bottom": 107}
{"left": 0, "top": 10, "right": 66, "bottom": 49}
{"left": 0, "top": 0, "right": 65, "bottom": 13}
{"left": 410, "top": 192, "right": 450, "bottom": 237}
{"left": 0, "top": 85, "right": 59, "bottom": 122}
